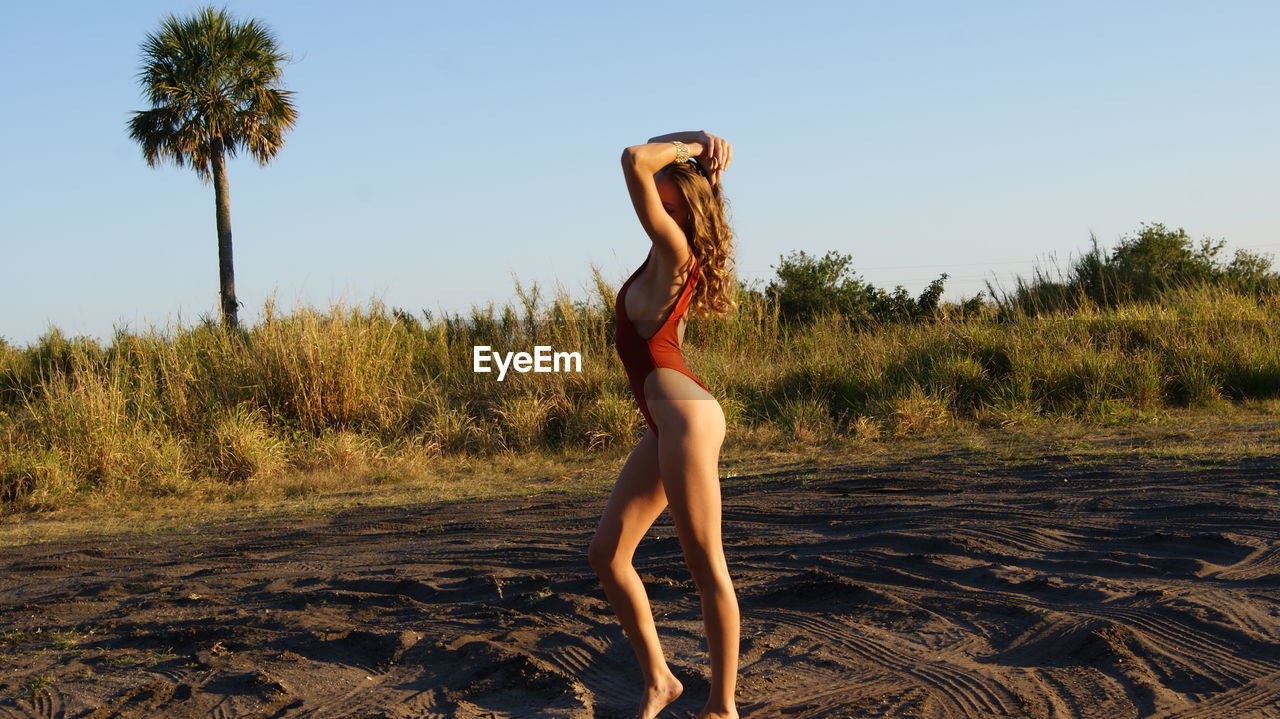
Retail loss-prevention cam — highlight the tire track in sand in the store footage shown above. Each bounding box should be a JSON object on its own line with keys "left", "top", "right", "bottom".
{"left": 754, "top": 609, "right": 1022, "bottom": 717}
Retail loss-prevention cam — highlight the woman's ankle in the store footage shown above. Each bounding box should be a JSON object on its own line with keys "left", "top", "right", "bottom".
{"left": 644, "top": 669, "right": 681, "bottom": 687}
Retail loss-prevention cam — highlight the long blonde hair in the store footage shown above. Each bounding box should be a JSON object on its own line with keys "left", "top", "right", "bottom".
{"left": 659, "top": 160, "right": 737, "bottom": 318}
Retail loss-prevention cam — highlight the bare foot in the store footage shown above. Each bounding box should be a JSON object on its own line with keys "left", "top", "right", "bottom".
{"left": 696, "top": 708, "right": 738, "bottom": 719}
{"left": 635, "top": 673, "right": 683, "bottom": 719}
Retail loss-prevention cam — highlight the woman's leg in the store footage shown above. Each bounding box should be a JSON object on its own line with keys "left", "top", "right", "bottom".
{"left": 645, "top": 369, "right": 739, "bottom": 718}
{"left": 587, "top": 428, "right": 684, "bottom": 717}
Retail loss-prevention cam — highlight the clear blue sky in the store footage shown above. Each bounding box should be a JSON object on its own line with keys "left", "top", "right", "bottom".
{"left": 3, "top": 0, "right": 1277, "bottom": 347}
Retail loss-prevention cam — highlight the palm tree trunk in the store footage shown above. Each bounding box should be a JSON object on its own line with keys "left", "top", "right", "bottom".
{"left": 210, "top": 137, "right": 239, "bottom": 330}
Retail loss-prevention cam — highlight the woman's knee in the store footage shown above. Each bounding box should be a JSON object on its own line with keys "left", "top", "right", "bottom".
{"left": 681, "top": 547, "right": 732, "bottom": 587}
{"left": 589, "top": 527, "right": 646, "bottom": 573}
{"left": 587, "top": 540, "right": 625, "bottom": 573}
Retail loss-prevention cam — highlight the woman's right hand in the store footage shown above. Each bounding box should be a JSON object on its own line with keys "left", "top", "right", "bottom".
{"left": 697, "top": 131, "right": 733, "bottom": 185}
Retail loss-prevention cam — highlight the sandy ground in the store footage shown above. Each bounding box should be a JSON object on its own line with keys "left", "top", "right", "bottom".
{"left": 1, "top": 421, "right": 1279, "bottom": 718}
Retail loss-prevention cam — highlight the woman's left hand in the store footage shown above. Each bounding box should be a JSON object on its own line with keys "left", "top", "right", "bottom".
{"left": 701, "top": 131, "right": 732, "bottom": 184}
{"left": 697, "top": 131, "right": 732, "bottom": 185}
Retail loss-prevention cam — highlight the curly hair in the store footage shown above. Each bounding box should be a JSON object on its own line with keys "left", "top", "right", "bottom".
{"left": 658, "top": 160, "right": 738, "bottom": 318}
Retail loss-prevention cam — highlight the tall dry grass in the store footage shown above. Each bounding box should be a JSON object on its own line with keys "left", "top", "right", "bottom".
{"left": 2, "top": 272, "right": 1278, "bottom": 515}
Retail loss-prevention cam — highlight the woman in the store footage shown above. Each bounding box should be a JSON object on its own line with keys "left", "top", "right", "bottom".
{"left": 587, "top": 130, "right": 739, "bottom": 719}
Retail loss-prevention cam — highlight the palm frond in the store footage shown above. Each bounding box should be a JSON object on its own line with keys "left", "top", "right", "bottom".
{"left": 126, "top": 4, "right": 298, "bottom": 177}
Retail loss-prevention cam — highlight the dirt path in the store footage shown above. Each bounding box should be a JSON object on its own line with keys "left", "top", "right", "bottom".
{"left": 2, "top": 423, "right": 1279, "bottom": 718}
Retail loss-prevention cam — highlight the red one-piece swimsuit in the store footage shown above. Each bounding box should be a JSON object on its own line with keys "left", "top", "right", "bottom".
{"left": 614, "top": 249, "right": 710, "bottom": 437}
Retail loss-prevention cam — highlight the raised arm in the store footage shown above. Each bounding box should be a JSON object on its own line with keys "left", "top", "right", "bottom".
{"left": 651, "top": 130, "right": 732, "bottom": 185}
{"left": 620, "top": 138, "right": 707, "bottom": 264}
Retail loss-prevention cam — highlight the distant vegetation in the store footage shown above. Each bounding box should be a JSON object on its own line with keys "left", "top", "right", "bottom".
{"left": 762, "top": 222, "right": 1279, "bottom": 323}
{"left": 763, "top": 250, "right": 959, "bottom": 324}
{"left": 985, "top": 222, "right": 1280, "bottom": 316}
{"left": 2, "top": 223, "right": 1278, "bottom": 514}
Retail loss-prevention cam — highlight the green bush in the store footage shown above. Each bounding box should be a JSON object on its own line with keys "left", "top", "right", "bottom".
{"left": 991, "top": 222, "right": 1280, "bottom": 316}
{"left": 765, "top": 249, "right": 952, "bottom": 325}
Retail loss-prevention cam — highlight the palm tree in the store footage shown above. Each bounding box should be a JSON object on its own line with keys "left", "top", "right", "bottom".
{"left": 127, "top": 5, "right": 299, "bottom": 330}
